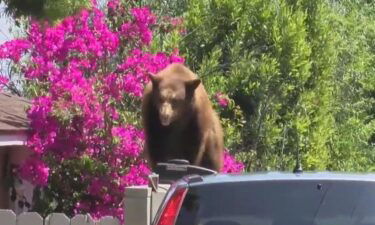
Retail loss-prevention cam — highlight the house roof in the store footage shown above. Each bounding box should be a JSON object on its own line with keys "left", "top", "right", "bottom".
{"left": 0, "top": 92, "right": 30, "bottom": 132}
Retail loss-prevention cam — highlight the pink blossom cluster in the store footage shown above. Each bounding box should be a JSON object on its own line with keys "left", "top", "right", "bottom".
{"left": 111, "top": 125, "right": 144, "bottom": 159}
{"left": 160, "top": 16, "right": 186, "bottom": 34}
{"left": 18, "top": 157, "right": 50, "bottom": 186}
{"left": 118, "top": 49, "right": 183, "bottom": 96}
{"left": 0, "top": 1, "right": 244, "bottom": 222}
{"left": 107, "top": 0, "right": 123, "bottom": 15}
{"left": 221, "top": 150, "right": 245, "bottom": 173}
{"left": 120, "top": 7, "right": 156, "bottom": 46}
{"left": 0, "top": 39, "right": 30, "bottom": 62}
{"left": 0, "top": 75, "right": 8, "bottom": 90}
{"left": 75, "top": 161, "right": 150, "bottom": 219}
{"left": 215, "top": 92, "right": 230, "bottom": 107}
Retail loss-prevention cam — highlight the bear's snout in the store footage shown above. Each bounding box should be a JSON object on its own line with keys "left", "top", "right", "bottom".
{"left": 159, "top": 103, "right": 173, "bottom": 126}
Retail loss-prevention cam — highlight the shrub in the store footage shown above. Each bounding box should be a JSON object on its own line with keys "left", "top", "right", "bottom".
{"left": 0, "top": 0, "right": 244, "bottom": 221}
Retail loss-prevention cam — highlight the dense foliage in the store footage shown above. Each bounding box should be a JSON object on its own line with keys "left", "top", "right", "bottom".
{"left": 0, "top": 0, "right": 91, "bottom": 23}
{"left": 0, "top": 0, "right": 243, "bottom": 221}
{"left": 179, "top": 0, "right": 375, "bottom": 171}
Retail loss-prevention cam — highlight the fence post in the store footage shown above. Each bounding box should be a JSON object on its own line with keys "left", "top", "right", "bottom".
{"left": 98, "top": 216, "right": 120, "bottom": 225}
{"left": 150, "top": 184, "right": 170, "bottom": 223}
{"left": 124, "top": 185, "right": 151, "bottom": 225}
{"left": 45, "top": 213, "right": 70, "bottom": 225}
{"left": 0, "top": 210, "right": 16, "bottom": 225}
{"left": 71, "top": 214, "right": 95, "bottom": 225}
{"left": 123, "top": 184, "right": 170, "bottom": 225}
{"left": 17, "top": 212, "right": 43, "bottom": 225}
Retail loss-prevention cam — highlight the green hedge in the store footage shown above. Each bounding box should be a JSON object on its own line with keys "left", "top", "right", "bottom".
{"left": 178, "top": 0, "right": 375, "bottom": 172}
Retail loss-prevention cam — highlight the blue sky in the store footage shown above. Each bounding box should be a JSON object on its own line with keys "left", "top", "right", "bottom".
{"left": 0, "top": 3, "right": 12, "bottom": 45}
{"left": 0, "top": 1, "right": 108, "bottom": 86}
{"left": 0, "top": 1, "right": 108, "bottom": 45}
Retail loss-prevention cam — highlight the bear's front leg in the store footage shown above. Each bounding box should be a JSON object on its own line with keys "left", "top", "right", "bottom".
{"left": 193, "top": 132, "right": 223, "bottom": 172}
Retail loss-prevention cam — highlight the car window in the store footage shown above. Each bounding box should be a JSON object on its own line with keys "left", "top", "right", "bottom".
{"left": 175, "top": 180, "right": 375, "bottom": 225}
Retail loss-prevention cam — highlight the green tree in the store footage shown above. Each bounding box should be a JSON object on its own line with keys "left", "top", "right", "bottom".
{"left": 0, "top": 0, "right": 91, "bottom": 24}
{"left": 180, "top": 0, "right": 375, "bottom": 171}
{"left": 327, "top": 0, "right": 375, "bottom": 171}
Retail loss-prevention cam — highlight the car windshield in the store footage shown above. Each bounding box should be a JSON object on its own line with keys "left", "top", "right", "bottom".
{"left": 175, "top": 180, "right": 375, "bottom": 225}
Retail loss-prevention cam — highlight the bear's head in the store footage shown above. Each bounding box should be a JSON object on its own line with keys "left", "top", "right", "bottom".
{"left": 149, "top": 75, "right": 201, "bottom": 126}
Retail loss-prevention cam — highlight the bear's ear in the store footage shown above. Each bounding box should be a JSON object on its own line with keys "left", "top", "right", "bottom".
{"left": 149, "top": 73, "right": 160, "bottom": 88}
{"left": 185, "top": 79, "right": 201, "bottom": 96}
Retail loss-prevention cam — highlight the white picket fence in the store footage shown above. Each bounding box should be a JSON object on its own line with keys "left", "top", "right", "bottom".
{"left": 0, "top": 184, "right": 170, "bottom": 225}
{"left": 0, "top": 210, "right": 120, "bottom": 225}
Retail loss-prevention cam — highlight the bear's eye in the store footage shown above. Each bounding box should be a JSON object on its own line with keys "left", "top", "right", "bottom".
{"left": 171, "top": 99, "right": 179, "bottom": 106}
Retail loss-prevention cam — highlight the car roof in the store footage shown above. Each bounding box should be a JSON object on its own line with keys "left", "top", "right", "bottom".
{"left": 187, "top": 172, "right": 375, "bottom": 187}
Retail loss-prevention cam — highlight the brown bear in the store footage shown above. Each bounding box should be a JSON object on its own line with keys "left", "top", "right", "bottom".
{"left": 142, "top": 63, "right": 224, "bottom": 172}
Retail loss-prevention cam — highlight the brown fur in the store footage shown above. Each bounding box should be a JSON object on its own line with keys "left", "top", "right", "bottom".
{"left": 142, "top": 63, "right": 224, "bottom": 171}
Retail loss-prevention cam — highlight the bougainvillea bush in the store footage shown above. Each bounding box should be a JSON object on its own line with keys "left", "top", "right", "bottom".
{"left": 0, "top": 0, "right": 243, "bottom": 221}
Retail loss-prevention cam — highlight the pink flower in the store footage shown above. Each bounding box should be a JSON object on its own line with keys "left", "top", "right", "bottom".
{"left": 0, "top": 75, "right": 8, "bottom": 90}
{"left": 0, "top": 39, "right": 30, "bottom": 62}
{"left": 118, "top": 50, "right": 184, "bottom": 97}
{"left": 215, "top": 92, "right": 229, "bottom": 107}
{"left": 221, "top": 150, "right": 245, "bottom": 173}
{"left": 18, "top": 157, "right": 50, "bottom": 186}
{"left": 120, "top": 162, "right": 150, "bottom": 187}
{"left": 120, "top": 7, "right": 156, "bottom": 46}
{"left": 107, "top": 0, "right": 119, "bottom": 10}
{"left": 131, "top": 7, "right": 156, "bottom": 27}
{"left": 170, "top": 17, "right": 183, "bottom": 27}
{"left": 111, "top": 125, "right": 144, "bottom": 158}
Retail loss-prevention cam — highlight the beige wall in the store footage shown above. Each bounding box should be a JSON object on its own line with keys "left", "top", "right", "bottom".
{"left": 0, "top": 149, "right": 7, "bottom": 209}
{"left": 0, "top": 145, "right": 31, "bottom": 211}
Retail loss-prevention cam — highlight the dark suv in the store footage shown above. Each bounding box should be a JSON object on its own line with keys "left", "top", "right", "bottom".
{"left": 152, "top": 172, "right": 375, "bottom": 225}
